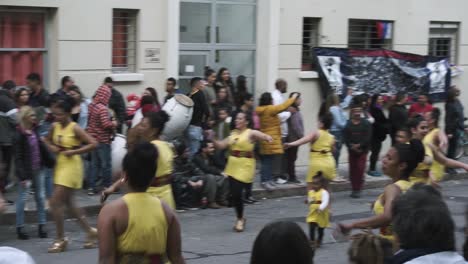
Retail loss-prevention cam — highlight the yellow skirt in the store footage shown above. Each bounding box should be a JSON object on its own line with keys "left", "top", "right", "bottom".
{"left": 306, "top": 154, "right": 336, "bottom": 182}
{"left": 146, "top": 185, "right": 176, "bottom": 209}
{"left": 306, "top": 206, "right": 330, "bottom": 228}
{"left": 54, "top": 154, "right": 83, "bottom": 189}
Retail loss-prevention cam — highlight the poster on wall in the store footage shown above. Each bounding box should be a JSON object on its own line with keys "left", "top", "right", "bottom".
{"left": 312, "top": 47, "right": 451, "bottom": 101}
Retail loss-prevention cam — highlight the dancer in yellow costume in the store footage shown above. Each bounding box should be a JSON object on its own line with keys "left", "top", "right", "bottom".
{"left": 407, "top": 116, "right": 433, "bottom": 184}
{"left": 43, "top": 97, "right": 98, "bottom": 253}
{"left": 102, "top": 111, "right": 176, "bottom": 209}
{"left": 339, "top": 140, "right": 425, "bottom": 244}
{"left": 214, "top": 112, "right": 272, "bottom": 232}
{"left": 285, "top": 113, "right": 336, "bottom": 187}
{"left": 98, "top": 142, "right": 185, "bottom": 264}
{"left": 306, "top": 172, "right": 330, "bottom": 249}
{"left": 423, "top": 108, "right": 468, "bottom": 182}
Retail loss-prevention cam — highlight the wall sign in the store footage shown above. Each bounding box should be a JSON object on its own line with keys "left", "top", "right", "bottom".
{"left": 145, "top": 48, "right": 160, "bottom": 63}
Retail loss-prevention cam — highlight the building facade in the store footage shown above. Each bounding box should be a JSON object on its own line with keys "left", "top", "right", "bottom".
{"left": 1, "top": 0, "right": 467, "bottom": 165}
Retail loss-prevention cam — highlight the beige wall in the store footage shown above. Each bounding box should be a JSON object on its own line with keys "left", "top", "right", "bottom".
{"left": 1, "top": 0, "right": 169, "bottom": 99}
{"left": 277, "top": 0, "right": 468, "bottom": 166}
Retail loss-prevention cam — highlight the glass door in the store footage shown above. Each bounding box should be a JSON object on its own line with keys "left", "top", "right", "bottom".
{"left": 178, "top": 51, "right": 211, "bottom": 93}
{"left": 179, "top": 0, "right": 257, "bottom": 93}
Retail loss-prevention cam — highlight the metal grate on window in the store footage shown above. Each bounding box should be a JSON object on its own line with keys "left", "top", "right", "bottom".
{"left": 112, "top": 9, "right": 138, "bottom": 73}
{"left": 301, "top": 17, "right": 320, "bottom": 71}
{"left": 348, "top": 19, "right": 393, "bottom": 50}
{"left": 428, "top": 22, "right": 459, "bottom": 63}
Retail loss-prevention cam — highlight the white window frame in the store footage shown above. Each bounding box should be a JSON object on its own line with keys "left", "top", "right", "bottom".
{"left": 301, "top": 17, "right": 320, "bottom": 72}
{"left": 348, "top": 19, "right": 393, "bottom": 50}
{"left": 112, "top": 9, "right": 138, "bottom": 73}
{"left": 428, "top": 21, "right": 459, "bottom": 64}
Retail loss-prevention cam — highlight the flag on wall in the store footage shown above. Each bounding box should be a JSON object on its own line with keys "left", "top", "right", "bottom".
{"left": 312, "top": 47, "right": 451, "bottom": 101}
{"left": 376, "top": 22, "right": 392, "bottom": 39}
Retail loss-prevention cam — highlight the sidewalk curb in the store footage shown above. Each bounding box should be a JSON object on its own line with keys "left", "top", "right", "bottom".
{"left": 1, "top": 173, "right": 466, "bottom": 226}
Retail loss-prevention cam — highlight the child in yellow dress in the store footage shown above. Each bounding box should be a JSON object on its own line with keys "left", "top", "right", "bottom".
{"left": 306, "top": 172, "right": 330, "bottom": 249}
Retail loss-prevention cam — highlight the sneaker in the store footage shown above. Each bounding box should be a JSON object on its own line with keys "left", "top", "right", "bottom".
{"left": 288, "top": 179, "right": 302, "bottom": 185}
{"left": 208, "top": 202, "right": 223, "bottom": 209}
{"left": 261, "top": 182, "right": 274, "bottom": 191}
{"left": 350, "top": 191, "right": 361, "bottom": 198}
{"left": 367, "top": 170, "right": 382, "bottom": 177}
{"left": 87, "top": 188, "right": 96, "bottom": 196}
{"left": 275, "top": 178, "right": 288, "bottom": 184}
{"left": 244, "top": 197, "right": 259, "bottom": 204}
{"left": 331, "top": 176, "right": 347, "bottom": 183}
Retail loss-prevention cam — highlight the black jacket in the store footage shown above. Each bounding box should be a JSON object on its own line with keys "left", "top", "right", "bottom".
{"left": 388, "top": 104, "right": 408, "bottom": 135}
{"left": 343, "top": 118, "right": 373, "bottom": 154}
{"left": 445, "top": 99, "right": 465, "bottom": 135}
{"left": 0, "top": 90, "right": 18, "bottom": 145}
{"left": 370, "top": 106, "right": 389, "bottom": 142}
{"left": 109, "top": 88, "right": 126, "bottom": 133}
{"left": 192, "top": 153, "right": 224, "bottom": 175}
{"left": 15, "top": 127, "right": 55, "bottom": 181}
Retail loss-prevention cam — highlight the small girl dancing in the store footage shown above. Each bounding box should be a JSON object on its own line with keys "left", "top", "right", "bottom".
{"left": 306, "top": 171, "right": 330, "bottom": 249}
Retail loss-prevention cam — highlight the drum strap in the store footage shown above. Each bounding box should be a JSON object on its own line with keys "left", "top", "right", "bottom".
{"left": 231, "top": 150, "right": 254, "bottom": 159}
{"left": 150, "top": 174, "right": 172, "bottom": 187}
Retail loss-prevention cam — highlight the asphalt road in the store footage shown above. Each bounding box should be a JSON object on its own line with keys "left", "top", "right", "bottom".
{"left": 1, "top": 179, "right": 467, "bottom": 264}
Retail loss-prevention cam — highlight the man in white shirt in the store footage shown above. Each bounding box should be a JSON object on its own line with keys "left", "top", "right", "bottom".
{"left": 271, "top": 79, "right": 291, "bottom": 184}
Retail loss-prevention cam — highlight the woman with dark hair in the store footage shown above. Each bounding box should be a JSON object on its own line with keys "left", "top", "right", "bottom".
{"left": 102, "top": 111, "right": 176, "bottom": 209}
{"left": 143, "top": 87, "right": 161, "bottom": 110}
{"left": 250, "top": 221, "right": 313, "bottom": 264}
{"left": 213, "top": 86, "right": 234, "bottom": 116}
{"left": 285, "top": 92, "right": 304, "bottom": 183}
{"left": 215, "top": 67, "right": 235, "bottom": 104}
{"left": 285, "top": 112, "right": 336, "bottom": 186}
{"left": 368, "top": 94, "right": 388, "bottom": 177}
{"left": 131, "top": 95, "right": 158, "bottom": 127}
{"left": 230, "top": 93, "right": 260, "bottom": 130}
{"left": 256, "top": 92, "right": 298, "bottom": 191}
{"left": 214, "top": 112, "right": 273, "bottom": 232}
{"left": 57, "top": 76, "right": 74, "bottom": 96}
{"left": 204, "top": 68, "right": 217, "bottom": 115}
{"left": 445, "top": 86, "right": 465, "bottom": 163}
{"left": 67, "top": 85, "right": 91, "bottom": 129}
{"left": 338, "top": 139, "right": 425, "bottom": 242}
{"left": 43, "top": 96, "right": 98, "bottom": 253}
{"left": 15, "top": 87, "right": 30, "bottom": 109}
{"left": 235, "top": 75, "right": 248, "bottom": 108}
{"left": 98, "top": 142, "right": 185, "bottom": 264}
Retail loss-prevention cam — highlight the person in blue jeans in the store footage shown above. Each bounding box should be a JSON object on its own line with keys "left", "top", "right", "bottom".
{"left": 15, "top": 106, "right": 54, "bottom": 240}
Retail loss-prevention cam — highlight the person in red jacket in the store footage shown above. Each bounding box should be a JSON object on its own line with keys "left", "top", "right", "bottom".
{"left": 86, "top": 85, "right": 117, "bottom": 195}
{"left": 408, "top": 93, "right": 434, "bottom": 117}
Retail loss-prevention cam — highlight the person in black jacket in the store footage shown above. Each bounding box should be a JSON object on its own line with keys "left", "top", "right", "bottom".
{"left": 104, "top": 77, "right": 126, "bottom": 134}
{"left": 192, "top": 140, "right": 229, "bottom": 208}
{"left": 0, "top": 80, "right": 18, "bottom": 199}
{"left": 15, "top": 106, "right": 54, "bottom": 240}
{"left": 186, "top": 77, "right": 210, "bottom": 157}
{"left": 368, "top": 94, "right": 388, "bottom": 177}
{"left": 445, "top": 86, "right": 465, "bottom": 162}
{"left": 389, "top": 92, "right": 408, "bottom": 145}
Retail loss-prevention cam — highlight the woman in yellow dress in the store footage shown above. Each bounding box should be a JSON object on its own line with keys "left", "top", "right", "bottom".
{"left": 102, "top": 111, "right": 176, "bottom": 209}
{"left": 339, "top": 139, "right": 425, "bottom": 242}
{"left": 98, "top": 142, "right": 185, "bottom": 264}
{"left": 43, "top": 96, "right": 98, "bottom": 253}
{"left": 306, "top": 172, "right": 330, "bottom": 249}
{"left": 285, "top": 112, "right": 336, "bottom": 188}
{"left": 214, "top": 112, "right": 272, "bottom": 232}
{"left": 423, "top": 108, "right": 468, "bottom": 182}
{"left": 407, "top": 116, "right": 433, "bottom": 184}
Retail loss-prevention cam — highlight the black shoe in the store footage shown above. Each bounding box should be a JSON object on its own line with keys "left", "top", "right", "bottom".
{"left": 17, "top": 227, "right": 29, "bottom": 240}
{"left": 243, "top": 198, "right": 254, "bottom": 204}
{"left": 245, "top": 196, "right": 258, "bottom": 204}
{"left": 38, "top": 224, "right": 48, "bottom": 238}
{"left": 350, "top": 191, "right": 361, "bottom": 199}
{"left": 6, "top": 199, "right": 14, "bottom": 205}
{"left": 288, "top": 179, "right": 302, "bottom": 184}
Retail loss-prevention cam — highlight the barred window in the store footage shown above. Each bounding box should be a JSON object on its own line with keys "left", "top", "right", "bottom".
{"left": 301, "top": 17, "right": 320, "bottom": 71}
{"left": 112, "top": 9, "right": 138, "bottom": 73}
{"left": 348, "top": 19, "right": 393, "bottom": 49}
{"left": 429, "top": 22, "right": 459, "bottom": 63}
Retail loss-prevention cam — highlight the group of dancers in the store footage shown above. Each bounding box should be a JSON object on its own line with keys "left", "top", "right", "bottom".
{"left": 11, "top": 88, "right": 468, "bottom": 262}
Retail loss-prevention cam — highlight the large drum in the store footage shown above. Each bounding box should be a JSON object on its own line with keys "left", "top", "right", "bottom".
{"left": 161, "top": 94, "right": 194, "bottom": 140}
{"left": 111, "top": 134, "right": 127, "bottom": 179}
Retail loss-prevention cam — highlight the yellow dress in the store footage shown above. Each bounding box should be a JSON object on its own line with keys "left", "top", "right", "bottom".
{"left": 147, "top": 140, "right": 176, "bottom": 209}
{"left": 409, "top": 141, "right": 433, "bottom": 184}
{"left": 306, "top": 189, "right": 330, "bottom": 228}
{"left": 53, "top": 122, "right": 83, "bottom": 189}
{"left": 224, "top": 129, "right": 256, "bottom": 183}
{"left": 118, "top": 193, "right": 168, "bottom": 263}
{"left": 424, "top": 128, "right": 445, "bottom": 182}
{"left": 373, "top": 180, "right": 413, "bottom": 240}
{"left": 307, "top": 130, "right": 336, "bottom": 182}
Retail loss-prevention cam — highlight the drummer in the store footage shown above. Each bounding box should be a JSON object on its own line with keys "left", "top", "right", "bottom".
{"left": 102, "top": 111, "right": 176, "bottom": 209}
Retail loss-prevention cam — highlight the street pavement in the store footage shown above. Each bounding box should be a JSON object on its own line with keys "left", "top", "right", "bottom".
{"left": 0, "top": 179, "right": 467, "bottom": 264}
